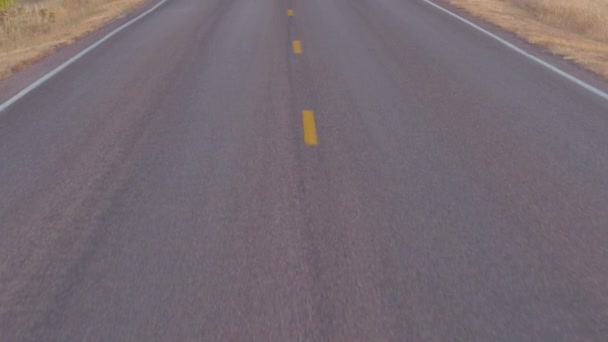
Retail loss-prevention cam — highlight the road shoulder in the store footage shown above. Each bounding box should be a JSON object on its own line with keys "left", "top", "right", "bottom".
{"left": 0, "top": 0, "right": 164, "bottom": 105}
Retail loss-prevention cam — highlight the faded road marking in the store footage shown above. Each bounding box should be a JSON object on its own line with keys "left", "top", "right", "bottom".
{"left": 292, "top": 40, "right": 302, "bottom": 54}
{"left": 302, "top": 110, "right": 318, "bottom": 146}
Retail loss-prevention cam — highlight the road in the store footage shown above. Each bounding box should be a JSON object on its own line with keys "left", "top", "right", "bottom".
{"left": 1, "top": 0, "right": 608, "bottom": 340}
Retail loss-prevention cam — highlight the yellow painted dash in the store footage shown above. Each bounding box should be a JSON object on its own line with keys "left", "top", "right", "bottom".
{"left": 287, "top": 9, "right": 294, "bottom": 17}
{"left": 292, "top": 40, "right": 302, "bottom": 55}
{"left": 302, "top": 110, "right": 318, "bottom": 146}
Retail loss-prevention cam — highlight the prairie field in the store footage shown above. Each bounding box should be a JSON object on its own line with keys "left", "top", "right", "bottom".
{"left": 448, "top": 0, "right": 608, "bottom": 78}
{"left": 0, "top": 0, "right": 143, "bottom": 79}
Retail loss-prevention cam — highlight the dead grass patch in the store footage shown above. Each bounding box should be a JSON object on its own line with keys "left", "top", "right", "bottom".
{"left": 448, "top": 0, "right": 608, "bottom": 79}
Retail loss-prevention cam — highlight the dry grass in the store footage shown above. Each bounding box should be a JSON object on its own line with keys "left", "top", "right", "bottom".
{"left": 448, "top": 0, "right": 608, "bottom": 79}
{"left": 0, "top": 0, "right": 144, "bottom": 79}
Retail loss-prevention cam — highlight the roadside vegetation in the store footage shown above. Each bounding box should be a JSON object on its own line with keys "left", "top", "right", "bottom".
{"left": 448, "top": 0, "right": 608, "bottom": 79}
{"left": 0, "top": 0, "right": 143, "bottom": 79}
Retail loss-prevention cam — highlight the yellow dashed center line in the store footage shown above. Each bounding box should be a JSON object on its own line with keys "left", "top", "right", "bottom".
{"left": 302, "top": 110, "right": 318, "bottom": 146}
{"left": 287, "top": 9, "right": 294, "bottom": 17}
{"left": 292, "top": 40, "right": 302, "bottom": 54}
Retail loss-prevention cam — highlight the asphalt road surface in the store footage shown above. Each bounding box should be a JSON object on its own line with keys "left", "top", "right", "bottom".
{"left": 2, "top": 0, "right": 608, "bottom": 340}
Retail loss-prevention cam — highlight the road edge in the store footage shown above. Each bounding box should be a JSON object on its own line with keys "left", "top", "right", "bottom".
{"left": 424, "top": 0, "right": 608, "bottom": 103}
{"left": 0, "top": 0, "right": 169, "bottom": 113}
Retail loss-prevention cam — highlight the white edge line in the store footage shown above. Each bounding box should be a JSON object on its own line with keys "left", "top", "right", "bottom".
{"left": 422, "top": 0, "right": 608, "bottom": 102}
{"left": 0, "top": 0, "right": 170, "bottom": 113}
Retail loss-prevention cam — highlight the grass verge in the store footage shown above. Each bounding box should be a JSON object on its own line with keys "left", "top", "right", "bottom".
{"left": 0, "top": 0, "right": 144, "bottom": 79}
{"left": 447, "top": 0, "right": 608, "bottom": 79}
